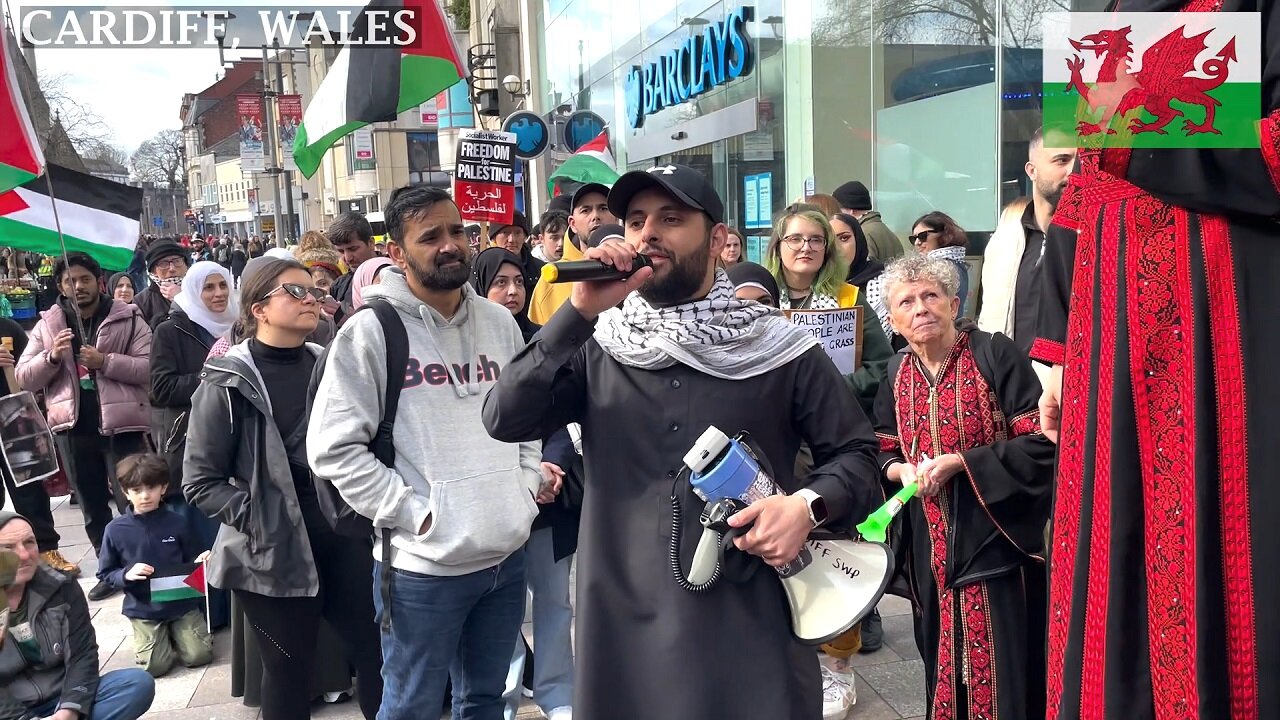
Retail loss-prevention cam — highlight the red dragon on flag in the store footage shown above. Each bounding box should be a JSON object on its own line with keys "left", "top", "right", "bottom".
{"left": 1064, "top": 24, "right": 1238, "bottom": 137}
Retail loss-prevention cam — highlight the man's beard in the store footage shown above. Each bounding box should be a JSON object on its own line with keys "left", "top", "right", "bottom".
{"left": 639, "top": 239, "right": 711, "bottom": 306}
{"left": 405, "top": 250, "right": 472, "bottom": 291}
{"left": 1036, "top": 177, "right": 1065, "bottom": 209}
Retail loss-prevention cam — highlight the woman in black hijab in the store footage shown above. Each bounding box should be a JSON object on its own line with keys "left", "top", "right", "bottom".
{"left": 472, "top": 247, "right": 539, "bottom": 341}
{"left": 831, "top": 212, "right": 884, "bottom": 289}
{"left": 725, "top": 261, "right": 781, "bottom": 306}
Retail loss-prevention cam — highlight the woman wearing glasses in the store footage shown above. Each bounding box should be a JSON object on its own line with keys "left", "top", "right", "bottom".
{"left": 183, "top": 257, "right": 384, "bottom": 720}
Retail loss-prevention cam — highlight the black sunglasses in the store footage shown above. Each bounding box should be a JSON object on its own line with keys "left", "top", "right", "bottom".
{"left": 908, "top": 229, "right": 939, "bottom": 244}
{"left": 265, "top": 283, "right": 325, "bottom": 301}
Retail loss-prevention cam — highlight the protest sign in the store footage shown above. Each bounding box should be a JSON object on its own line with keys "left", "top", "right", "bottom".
{"left": 454, "top": 130, "right": 517, "bottom": 225}
{"left": 786, "top": 306, "right": 863, "bottom": 374}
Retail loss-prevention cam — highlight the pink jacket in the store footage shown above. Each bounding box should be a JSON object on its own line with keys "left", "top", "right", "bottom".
{"left": 16, "top": 300, "right": 152, "bottom": 435}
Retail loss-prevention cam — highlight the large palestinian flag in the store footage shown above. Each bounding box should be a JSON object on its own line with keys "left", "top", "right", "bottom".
{"left": 293, "top": 0, "right": 465, "bottom": 178}
{"left": 0, "top": 164, "right": 142, "bottom": 270}
{"left": 0, "top": 25, "right": 45, "bottom": 194}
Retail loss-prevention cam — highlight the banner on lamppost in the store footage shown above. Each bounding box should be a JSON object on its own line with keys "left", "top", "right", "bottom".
{"left": 352, "top": 128, "right": 376, "bottom": 171}
{"left": 237, "top": 94, "right": 265, "bottom": 172}
{"left": 277, "top": 94, "right": 303, "bottom": 172}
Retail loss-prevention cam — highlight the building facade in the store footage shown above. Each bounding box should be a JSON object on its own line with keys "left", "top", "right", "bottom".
{"left": 534, "top": 0, "right": 1107, "bottom": 257}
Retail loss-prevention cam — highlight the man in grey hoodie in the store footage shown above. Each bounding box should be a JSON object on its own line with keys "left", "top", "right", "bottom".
{"left": 307, "top": 185, "right": 544, "bottom": 720}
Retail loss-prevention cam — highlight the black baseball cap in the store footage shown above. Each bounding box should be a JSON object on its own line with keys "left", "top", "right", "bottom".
{"left": 607, "top": 164, "right": 725, "bottom": 225}
{"left": 570, "top": 183, "right": 611, "bottom": 210}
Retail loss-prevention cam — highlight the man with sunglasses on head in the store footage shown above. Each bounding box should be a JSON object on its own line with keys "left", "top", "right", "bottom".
{"left": 309, "top": 185, "right": 545, "bottom": 720}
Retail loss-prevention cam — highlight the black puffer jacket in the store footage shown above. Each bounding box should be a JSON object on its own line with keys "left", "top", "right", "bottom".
{"left": 133, "top": 285, "right": 172, "bottom": 329}
{"left": 183, "top": 341, "right": 324, "bottom": 598}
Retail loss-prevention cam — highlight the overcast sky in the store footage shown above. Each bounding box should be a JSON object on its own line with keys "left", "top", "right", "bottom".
{"left": 4, "top": 0, "right": 367, "bottom": 153}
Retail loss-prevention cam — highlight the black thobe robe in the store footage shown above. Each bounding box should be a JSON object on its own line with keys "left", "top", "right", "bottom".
{"left": 483, "top": 303, "right": 882, "bottom": 719}
{"left": 1032, "top": 2, "right": 1280, "bottom": 717}
{"left": 873, "top": 330, "right": 1054, "bottom": 720}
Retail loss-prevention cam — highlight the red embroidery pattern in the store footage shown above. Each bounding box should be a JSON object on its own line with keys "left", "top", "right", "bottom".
{"left": 1260, "top": 110, "right": 1280, "bottom": 196}
{"left": 1045, "top": 154, "right": 1105, "bottom": 719}
{"left": 1128, "top": 197, "right": 1200, "bottom": 719}
{"left": 963, "top": 583, "right": 997, "bottom": 720}
{"left": 877, "top": 433, "right": 900, "bottom": 453}
{"left": 1201, "top": 215, "right": 1258, "bottom": 718}
{"left": 891, "top": 334, "right": 1004, "bottom": 720}
{"left": 1078, "top": 202, "right": 1122, "bottom": 719}
{"left": 1029, "top": 338, "right": 1066, "bottom": 366}
{"left": 1008, "top": 410, "right": 1041, "bottom": 438}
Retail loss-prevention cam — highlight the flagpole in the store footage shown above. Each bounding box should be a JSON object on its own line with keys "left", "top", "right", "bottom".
{"left": 40, "top": 172, "right": 88, "bottom": 343}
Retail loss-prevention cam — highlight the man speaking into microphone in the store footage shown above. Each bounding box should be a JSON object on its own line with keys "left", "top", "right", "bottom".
{"left": 484, "top": 164, "right": 881, "bottom": 719}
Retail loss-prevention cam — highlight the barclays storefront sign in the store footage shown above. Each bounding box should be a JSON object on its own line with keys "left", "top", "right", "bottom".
{"left": 624, "top": 6, "right": 755, "bottom": 129}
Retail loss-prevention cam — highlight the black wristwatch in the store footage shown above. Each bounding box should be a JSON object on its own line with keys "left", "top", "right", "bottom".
{"left": 795, "top": 489, "right": 829, "bottom": 528}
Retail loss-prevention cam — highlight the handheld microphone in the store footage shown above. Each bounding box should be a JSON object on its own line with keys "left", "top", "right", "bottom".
{"left": 540, "top": 254, "right": 653, "bottom": 284}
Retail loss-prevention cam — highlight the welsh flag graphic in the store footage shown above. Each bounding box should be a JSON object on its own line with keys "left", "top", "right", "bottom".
{"left": 548, "top": 130, "right": 619, "bottom": 195}
{"left": 147, "top": 563, "right": 206, "bottom": 604}
{"left": 0, "top": 25, "right": 44, "bottom": 194}
{"left": 1042, "top": 12, "right": 1262, "bottom": 148}
{"left": 293, "top": 0, "right": 465, "bottom": 178}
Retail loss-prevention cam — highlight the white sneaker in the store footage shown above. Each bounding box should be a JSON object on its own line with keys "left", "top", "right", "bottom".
{"left": 820, "top": 663, "right": 856, "bottom": 719}
{"left": 545, "top": 707, "right": 572, "bottom": 720}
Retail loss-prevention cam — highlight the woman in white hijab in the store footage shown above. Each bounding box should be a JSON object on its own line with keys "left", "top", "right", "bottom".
{"left": 150, "top": 260, "right": 240, "bottom": 630}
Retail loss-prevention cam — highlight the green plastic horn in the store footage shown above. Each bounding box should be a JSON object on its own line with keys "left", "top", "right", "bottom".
{"left": 856, "top": 482, "right": 918, "bottom": 543}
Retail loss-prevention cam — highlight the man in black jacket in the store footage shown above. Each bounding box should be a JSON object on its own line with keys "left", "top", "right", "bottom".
{"left": 132, "top": 241, "right": 190, "bottom": 329}
{"left": 490, "top": 211, "right": 544, "bottom": 292}
{"left": 0, "top": 318, "right": 78, "bottom": 577}
{"left": 0, "top": 511, "right": 155, "bottom": 720}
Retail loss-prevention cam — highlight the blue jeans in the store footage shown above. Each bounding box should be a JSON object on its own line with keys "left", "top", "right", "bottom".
{"left": 375, "top": 549, "right": 527, "bottom": 720}
{"left": 26, "top": 668, "right": 155, "bottom": 720}
{"left": 504, "top": 528, "right": 575, "bottom": 718}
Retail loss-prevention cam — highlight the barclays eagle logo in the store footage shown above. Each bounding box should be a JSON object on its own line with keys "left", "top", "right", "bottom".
{"left": 625, "top": 67, "right": 644, "bottom": 129}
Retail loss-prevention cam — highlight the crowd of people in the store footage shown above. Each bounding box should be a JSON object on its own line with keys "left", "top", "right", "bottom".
{"left": 0, "top": 64, "right": 1273, "bottom": 719}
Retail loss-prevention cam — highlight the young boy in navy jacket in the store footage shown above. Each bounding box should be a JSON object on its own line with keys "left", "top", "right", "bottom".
{"left": 97, "top": 453, "right": 213, "bottom": 678}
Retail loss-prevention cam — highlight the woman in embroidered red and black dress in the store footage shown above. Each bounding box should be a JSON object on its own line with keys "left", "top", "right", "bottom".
{"left": 1033, "top": 2, "right": 1280, "bottom": 718}
{"left": 873, "top": 255, "right": 1055, "bottom": 720}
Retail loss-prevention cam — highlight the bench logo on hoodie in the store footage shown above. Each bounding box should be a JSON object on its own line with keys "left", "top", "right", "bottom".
{"left": 403, "top": 354, "right": 502, "bottom": 388}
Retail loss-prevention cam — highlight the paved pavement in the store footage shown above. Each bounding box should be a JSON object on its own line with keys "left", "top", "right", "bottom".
{"left": 14, "top": 495, "right": 927, "bottom": 719}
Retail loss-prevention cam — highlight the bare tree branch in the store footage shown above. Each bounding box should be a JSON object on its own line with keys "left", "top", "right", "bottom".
{"left": 36, "top": 71, "right": 110, "bottom": 153}
{"left": 81, "top": 141, "right": 129, "bottom": 168}
{"left": 130, "top": 129, "right": 185, "bottom": 187}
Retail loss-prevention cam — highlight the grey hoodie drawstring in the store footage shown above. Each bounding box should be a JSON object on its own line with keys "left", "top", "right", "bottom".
{"left": 415, "top": 301, "right": 480, "bottom": 398}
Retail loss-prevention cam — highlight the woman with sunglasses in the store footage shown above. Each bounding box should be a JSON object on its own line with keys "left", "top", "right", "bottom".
{"left": 183, "top": 257, "right": 384, "bottom": 720}
{"left": 907, "top": 211, "right": 970, "bottom": 317}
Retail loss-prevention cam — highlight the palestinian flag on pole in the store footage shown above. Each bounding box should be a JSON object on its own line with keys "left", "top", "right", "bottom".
{"left": 147, "top": 564, "right": 206, "bottom": 604}
{"left": 548, "top": 130, "right": 618, "bottom": 195}
{"left": 0, "top": 164, "right": 142, "bottom": 270}
{"left": 293, "top": 0, "right": 465, "bottom": 178}
{"left": 0, "top": 25, "right": 45, "bottom": 194}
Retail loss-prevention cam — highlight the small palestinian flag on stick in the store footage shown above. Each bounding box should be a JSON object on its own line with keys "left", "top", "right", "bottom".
{"left": 292, "top": 0, "right": 466, "bottom": 178}
{"left": 147, "top": 563, "right": 206, "bottom": 604}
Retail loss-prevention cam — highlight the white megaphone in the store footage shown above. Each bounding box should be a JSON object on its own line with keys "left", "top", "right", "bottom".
{"left": 674, "top": 427, "right": 894, "bottom": 645}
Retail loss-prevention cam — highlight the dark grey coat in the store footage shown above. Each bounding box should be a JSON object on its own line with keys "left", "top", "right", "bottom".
{"left": 182, "top": 341, "right": 324, "bottom": 598}
{"left": 0, "top": 567, "right": 100, "bottom": 717}
{"left": 484, "top": 303, "right": 883, "bottom": 720}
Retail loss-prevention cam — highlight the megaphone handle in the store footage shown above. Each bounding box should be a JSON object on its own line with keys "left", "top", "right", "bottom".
{"left": 687, "top": 526, "right": 723, "bottom": 586}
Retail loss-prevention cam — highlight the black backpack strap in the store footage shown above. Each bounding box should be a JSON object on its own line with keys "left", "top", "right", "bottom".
{"left": 367, "top": 299, "right": 409, "bottom": 632}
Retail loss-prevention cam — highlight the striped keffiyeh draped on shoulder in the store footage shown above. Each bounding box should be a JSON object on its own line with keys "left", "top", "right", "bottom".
{"left": 594, "top": 268, "right": 819, "bottom": 380}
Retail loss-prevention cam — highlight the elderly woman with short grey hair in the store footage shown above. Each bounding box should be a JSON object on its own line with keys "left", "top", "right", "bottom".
{"left": 871, "top": 253, "right": 1055, "bottom": 719}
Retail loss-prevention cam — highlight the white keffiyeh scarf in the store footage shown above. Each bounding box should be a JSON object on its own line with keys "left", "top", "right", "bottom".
{"left": 594, "top": 269, "right": 820, "bottom": 380}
